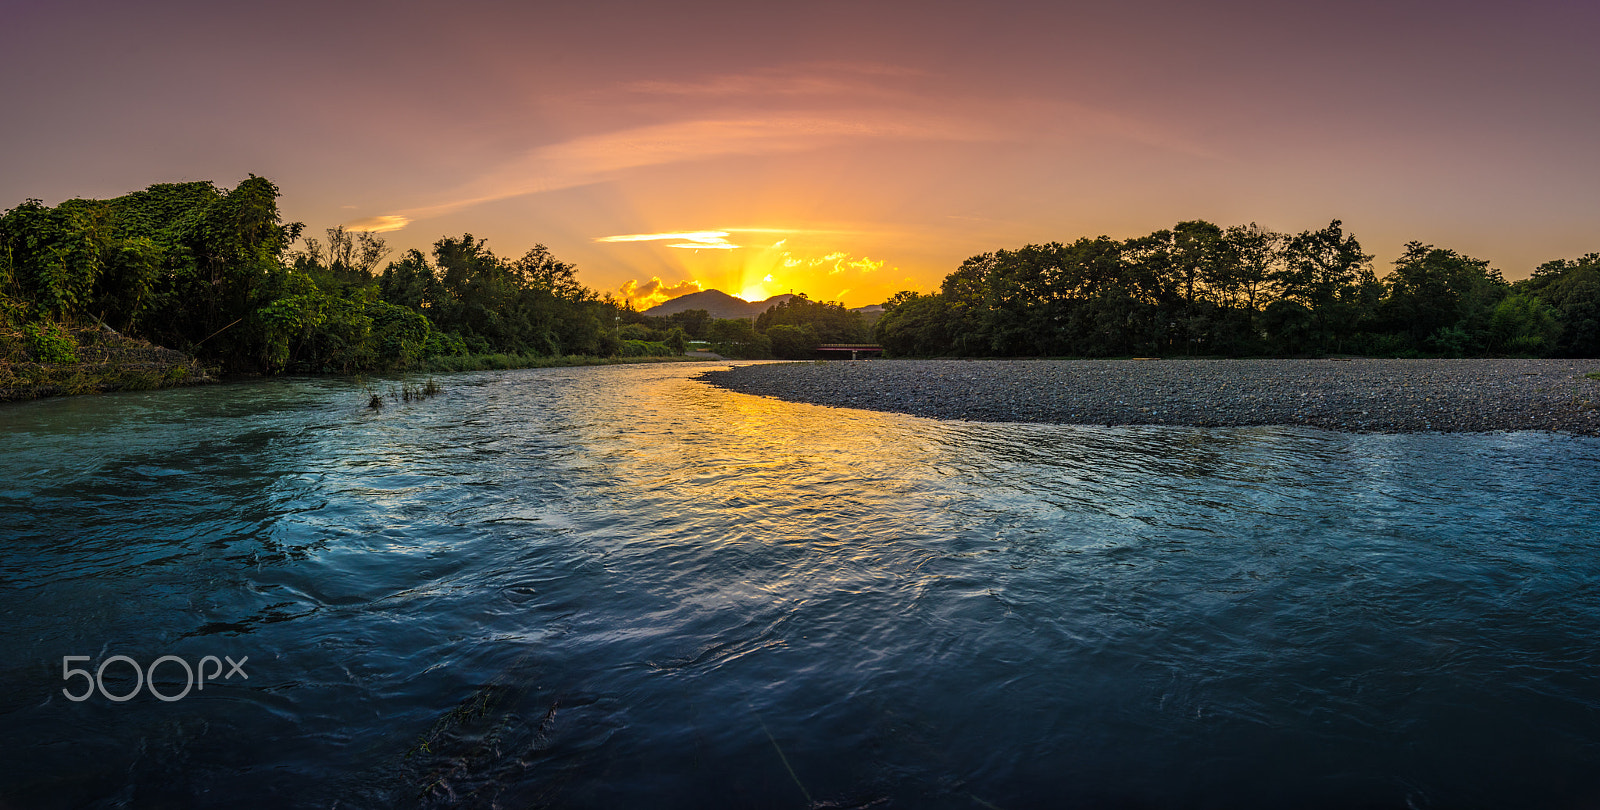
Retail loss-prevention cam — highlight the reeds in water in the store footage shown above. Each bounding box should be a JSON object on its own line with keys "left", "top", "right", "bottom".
{"left": 365, "top": 377, "right": 442, "bottom": 409}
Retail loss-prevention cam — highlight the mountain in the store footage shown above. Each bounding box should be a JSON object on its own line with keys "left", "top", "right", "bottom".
{"left": 642, "top": 290, "right": 795, "bottom": 319}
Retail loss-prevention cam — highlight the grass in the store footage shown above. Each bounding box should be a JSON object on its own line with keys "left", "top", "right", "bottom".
{"left": 364, "top": 376, "right": 445, "bottom": 409}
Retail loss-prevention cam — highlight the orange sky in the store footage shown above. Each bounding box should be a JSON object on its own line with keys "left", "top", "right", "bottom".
{"left": 4, "top": 0, "right": 1600, "bottom": 308}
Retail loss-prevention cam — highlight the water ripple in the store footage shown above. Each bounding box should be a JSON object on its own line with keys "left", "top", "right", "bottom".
{"left": 3, "top": 364, "right": 1600, "bottom": 807}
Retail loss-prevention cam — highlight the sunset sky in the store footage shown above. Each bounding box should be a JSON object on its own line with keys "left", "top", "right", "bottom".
{"left": 3, "top": 0, "right": 1598, "bottom": 309}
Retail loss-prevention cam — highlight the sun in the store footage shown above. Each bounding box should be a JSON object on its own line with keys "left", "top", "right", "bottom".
{"left": 738, "top": 274, "right": 776, "bottom": 302}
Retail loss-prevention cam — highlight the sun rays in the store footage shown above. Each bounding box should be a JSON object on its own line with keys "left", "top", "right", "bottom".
{"left": 600, "top": 227, "right": 893, "bottom": 308}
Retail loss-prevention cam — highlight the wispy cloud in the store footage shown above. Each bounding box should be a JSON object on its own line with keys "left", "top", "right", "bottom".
{"left": 343, "top": 215, "right": 411, "bottom": 233}
{"left": 362, "top": 111, "right": 988, "bottom": 229}
{"left": 596, "top": 231, "right": 741, "bottom": 249}
{"left": 352, "top": 61, "right": 1216, "bottom": 233}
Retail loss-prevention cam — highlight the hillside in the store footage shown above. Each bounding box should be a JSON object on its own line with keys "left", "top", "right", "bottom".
{"left": 642, "top": 290, "right": 795, "bottom": 319}
{"left": 642, "top": 290, "right": 888, "bottom": 321}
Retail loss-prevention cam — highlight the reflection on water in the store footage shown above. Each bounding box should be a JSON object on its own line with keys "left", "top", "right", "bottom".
{"left": 3, "top": 363, "right": 1600, "bottom": 808}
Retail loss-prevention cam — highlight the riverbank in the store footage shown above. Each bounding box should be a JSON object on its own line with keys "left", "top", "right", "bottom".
{"left": 0, "top": 340, "right": 703, "bottom": 404}
{"left": 701, "top": 358, "right": 1600, "bottom": 434}
{"left": 0, "top": 325, "right": 212, "bottom": 402}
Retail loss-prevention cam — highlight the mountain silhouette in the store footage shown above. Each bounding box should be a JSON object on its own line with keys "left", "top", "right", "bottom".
{"left": 641, "top": 290, "right": 795, "bottom": 319}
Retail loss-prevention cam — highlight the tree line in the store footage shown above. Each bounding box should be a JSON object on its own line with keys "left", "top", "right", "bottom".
{"left": 618, "top": 295, "right": 873, "bottom": 359}
{"left": 873, "top": 220, "right": 1597, "bottom": 358}
{"left": 0, "top": 176, "right": 876, "bottom": 373}
{"left": 24, "top": 178, "right": 1576, "bottom": 372}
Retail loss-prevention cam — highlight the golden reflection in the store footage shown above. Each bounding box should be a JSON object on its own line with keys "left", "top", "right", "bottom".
{"left": 570, "top": 368, "right": 952, "bottom": 549}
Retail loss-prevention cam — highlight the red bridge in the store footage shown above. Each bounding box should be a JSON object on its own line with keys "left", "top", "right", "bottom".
{"left": 816, "top": 343, "right": 885, "bottom": 360}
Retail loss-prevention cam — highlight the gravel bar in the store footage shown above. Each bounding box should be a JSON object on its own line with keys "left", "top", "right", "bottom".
{"left": 700, "top": 358, "right": 1600, "bottom": 435}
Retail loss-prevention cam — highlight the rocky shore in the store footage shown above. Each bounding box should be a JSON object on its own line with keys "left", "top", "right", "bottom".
{"left": 700, "top": 358, "right": 1600, "bottom": 435}
{"left": 0, "top": 325, "right": 210, "bottom": 402}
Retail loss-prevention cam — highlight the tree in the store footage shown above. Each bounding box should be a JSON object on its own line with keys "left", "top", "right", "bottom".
{"left": 1379, "top": 242, "right": 1506, "bottom": 354}
{"left": 755, "top": 295, "right": 867, "bottom": 343}
{"left": 765, "top": 323, "right": 815, "bottom": 358}
{"left": 1489, "top": 293, "right": 1560, "bottom": 354}
{"left": 1221, "top": 223, "right": 1283, "bottom": 320}
{"left": 874, "top": 291, "right": 958, "bottom": 356}
{"left": 664, "top": 327, "right": 687, "bottom": 355}
{"left": 1274, "top": 220, "right": 1376, "bottom": 352}
{"left": 1521, "top": 254, "right": 1600, "bottom": 356}
{"left": 708, "top": 317, "right": 770, "bottom": 358}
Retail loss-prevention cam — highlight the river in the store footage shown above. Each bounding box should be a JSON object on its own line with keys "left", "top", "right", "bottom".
{"left": 2, "top": 362, "right": 1598, "bottom": 808}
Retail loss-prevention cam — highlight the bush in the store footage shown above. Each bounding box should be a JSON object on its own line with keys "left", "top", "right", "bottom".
{"left": 24, "top": 321, "right": 79, "bottom": 363}
{"left": 368, "top": 299, "right": 432, "bottom": 365}
{"left": 423, "top": 331, "right": 468, "bottom": 358}
{"left": 618, "top": 323, "right": 659, "bottom": 342}
{"left": 619, "top": 339, "right": 672, "bottom": 357}
{"left": 1490, "top": 293, "right": 1560, "bottom": 355}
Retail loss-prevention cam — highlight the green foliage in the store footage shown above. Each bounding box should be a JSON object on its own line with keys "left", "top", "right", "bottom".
{"left": 0, "top": 199, "right": 112, "bottom": 320}
{"left": 1272, "top": 220, "right": 1379, "bottom": 353}
{"left": 765, "top": 324, "right": 816, "bottom": 359}
{"left": 0, "top": 176, "right": 304, "bottom": 371}
{"left": 874, "top": 291, "right": 958, "bottom": 356}
{"left": 1520, "top": 255, "right": 1600, "bottom": 356}
{"left": 368, "top": 299, "right": 432, "bottom": 365}
{"left": 618, "top": 322, "right": 658, "bottom": 341}
{"left": 665, "top": 327, "right": 687, "bottom": 354}
{"left": 424, "top": 330, "right": 469, "bottom": 359}
{"left": 1490, "top": 293, "right": 1561, "bottom": 354}
{"left": 1378, "top": 242, "right": 1507, "bottom": 354}
{"left": 706, "top": 318, "right": 772, "bottom": 358}
{"left": 0, "top": 177, "right": 656, "bottom": 379}
{"left": 708, "top": 317, "right": 756, "bottom": 344}
{"left": 755, "top": 296, "right": 867, "bottom": 344}
{"left": 871, "top": 217, "right": 1600, "bottom": 360}
{"left": 660, "top": 308, "right": 712, "bottom": 339}
{"left": 23, "top": 321, "right": 79, "bottom": 363}
{"left": 12, "top": 176, "right": 1600, "bottom": 380}
{"left": 377, "top": 236, "right": 614, "bottom": 360}
{"left": 619, "top": 339, "right": 673, "bottom": 357}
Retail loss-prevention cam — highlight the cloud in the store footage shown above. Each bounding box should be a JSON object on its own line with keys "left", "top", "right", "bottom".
{"left": 779, "top": 249, "right": 885, "bottom": 275}
{"left": 366, "top": 111, "right": 988, "bottom": 226}
{"left": 597, "top": 231, "right": 741, "bottom": 249}
{"left": 534, "top": 115, "right": 963, "bottom": 178}
{"left": 341, "top": 58, "right": 1220, "bottom": 233}
{"left": 343, "top": 215, "right": 412, "bottom": 233}
{"left": 619, "top": 276, "right": 704, "bottom": 309}
{"left": 596, "top": 226, "right": 879, "bottom": 254}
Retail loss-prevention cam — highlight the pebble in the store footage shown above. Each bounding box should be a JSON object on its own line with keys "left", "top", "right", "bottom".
{"left": 700, "top": 358, "right": 1600, "bottom": 435}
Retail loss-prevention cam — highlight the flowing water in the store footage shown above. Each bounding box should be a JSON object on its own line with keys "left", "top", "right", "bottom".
{"left": 2, "top": 362, "right": 1599, "bottom": 809}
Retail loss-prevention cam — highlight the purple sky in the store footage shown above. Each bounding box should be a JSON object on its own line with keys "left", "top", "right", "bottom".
{"left": 4, "top": 0, "right": 1598, "bottom": 306}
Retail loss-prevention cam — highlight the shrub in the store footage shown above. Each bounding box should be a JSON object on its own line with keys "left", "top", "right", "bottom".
{"left": 24, "top": 321, "right": 79, "bottom": 363}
